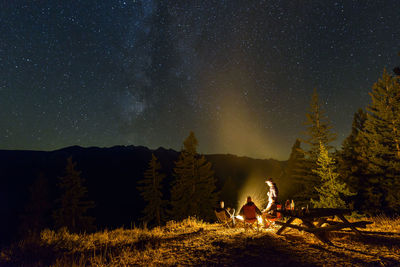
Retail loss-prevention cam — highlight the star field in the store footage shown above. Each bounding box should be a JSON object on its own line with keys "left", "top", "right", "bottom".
{"left": 1, "top": 0, "right": 399, "bottom": 159}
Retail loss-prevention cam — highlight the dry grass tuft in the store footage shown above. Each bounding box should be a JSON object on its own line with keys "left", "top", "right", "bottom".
{"left": 370, "top": 215, "right": 400, "bottom": 232}
{"left": 1, "top": 217, "right": 211, "bottom": 266}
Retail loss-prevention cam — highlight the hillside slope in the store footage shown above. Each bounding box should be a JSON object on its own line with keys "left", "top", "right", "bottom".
{"left": 2, "top": 217, "right": 400, "bottom": 266}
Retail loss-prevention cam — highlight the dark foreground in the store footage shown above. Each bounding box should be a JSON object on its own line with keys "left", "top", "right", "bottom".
{"left": 1, "top": 217, "right": 400, "bottom": 266}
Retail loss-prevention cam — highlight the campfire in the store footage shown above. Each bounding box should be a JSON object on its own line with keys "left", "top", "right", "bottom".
{"left": 235, "top": 214, "right": 264, "bottom": 226}
{"left": 235, "top": 215, "right": 244, "bottom": 221}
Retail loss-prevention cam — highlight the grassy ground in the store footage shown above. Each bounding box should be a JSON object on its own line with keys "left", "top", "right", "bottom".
{"left": 1, "top": 216, "right": 400, "bottom": 266}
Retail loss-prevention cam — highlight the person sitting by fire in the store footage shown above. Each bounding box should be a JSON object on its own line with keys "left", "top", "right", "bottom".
{"left": 263, "top": 178, "right": 279, "bottom": 215}
{"left": 215, "top": 200, "right": 235, "bottom": 220}
{"left": 239, "top": 196, "right": 262, "bottom": 224}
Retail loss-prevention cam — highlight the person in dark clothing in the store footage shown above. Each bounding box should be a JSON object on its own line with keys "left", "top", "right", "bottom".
{"left": 239, "top": 196, "right": 262, "bottom": 222}
{"left": 263, "top": 178, "right": 279, "bottom": 214}
{"left": 215, "top": 201, "right": 235, "bottom": 220}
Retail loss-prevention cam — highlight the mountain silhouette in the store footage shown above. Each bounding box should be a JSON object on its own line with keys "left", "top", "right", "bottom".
{"left": 0, "top": 145, "right": 284, "bottom": 245}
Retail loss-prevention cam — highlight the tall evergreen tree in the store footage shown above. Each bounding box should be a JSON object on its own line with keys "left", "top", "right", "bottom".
{"left": 358, "top": 70, "right": 400, "bottom": 214}
{"left": 291, "top": 152, "right": 315, "bottom": 207}
{"left": 286, "top": 139, "right": 303, "bottom": 172}
{"left": 294, "top": 89, "right": 336, "bottom": 205}
{"left": 137, "top": 154, "right": 166, "bottom": 226}
{"left": 337, "top": 109, "right": 368, "bottom": 210}
{"left": 303, "top": 88, "right": 336, "bottom": 159}
{"left": 169, "top": 131, "right": 218, "bottom": 221}
{"left": 311, "top": 143, "right": 355, "bottom": 208}
{"left": 393, "top": 51, "right": 400, "bottom": 76}
{"left": 281, "top": 139, "right": 305, "bottom": 200}
{"left": 19, "top": 173, "right": 51, "bottom": 237}
{"left": 53, "top": 157, "right": 95, "bottom": 232}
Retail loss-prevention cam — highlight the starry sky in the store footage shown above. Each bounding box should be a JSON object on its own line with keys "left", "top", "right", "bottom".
{"left": 1, "top": 0, "right": 399, "bottom": 160}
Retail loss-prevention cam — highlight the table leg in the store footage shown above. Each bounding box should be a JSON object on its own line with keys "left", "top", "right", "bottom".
{"left": 302, "top": 219, "right": 333, "bottom": 245}
{"left": 276, "top": 217, "right": 295, "bottom": 235}
{"left": 337, "top": 214, "right": 362, "bottom": 236}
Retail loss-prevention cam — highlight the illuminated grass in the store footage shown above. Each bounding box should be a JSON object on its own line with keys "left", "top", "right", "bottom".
{"left": 371, "top": 215, "right": 400, "bottom": 232}
{"left": 1, "top": 216, "right": 400, "bottom": 266}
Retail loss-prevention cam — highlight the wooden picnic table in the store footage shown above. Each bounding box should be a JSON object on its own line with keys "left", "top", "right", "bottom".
{"left": 274, "top": 208, "right": 373, "bottom": 245}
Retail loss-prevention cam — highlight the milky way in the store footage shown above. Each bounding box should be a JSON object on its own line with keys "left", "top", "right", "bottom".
{"left": 1, "top": 0, "right": 399, "bottom": 159}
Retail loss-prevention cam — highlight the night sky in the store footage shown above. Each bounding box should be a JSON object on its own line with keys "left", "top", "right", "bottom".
{"left": 1, "top": 1, "right": 399, "bottom": 160}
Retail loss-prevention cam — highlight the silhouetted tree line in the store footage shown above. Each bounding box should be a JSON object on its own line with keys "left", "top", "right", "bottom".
{"left": 19, "top": 157, "right": 95, "bottom": 237}
{"left": 17, "top": 133, "right": 219, "bottom": 237}
{"left": 19, "top": 131, "right": 219, "bottom": 233}
{"left": 16, "top": 136, "right": 274, "bottom": 238}
{"left": 138, "top": 131, "right": 218, "bottom": 226}
{"left": 284, "top": 65, "right": 400, "bottom": 216}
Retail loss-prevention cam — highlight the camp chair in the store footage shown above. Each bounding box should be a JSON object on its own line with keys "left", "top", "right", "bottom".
{"left": 262, "top": 204, "right": 282, "bottom": 228}
{"left": 243, "top": 217, "right": 259, "bottom": 231}
{"left": 242, "top": 205, "right": 260, "bottom": 231}
{"left": 215, "top": 209, "right": 235, "bottom": 228}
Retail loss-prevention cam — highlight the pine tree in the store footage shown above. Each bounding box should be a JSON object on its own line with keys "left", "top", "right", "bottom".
{"left": 393, "top": 51, "right": 400, "bottom": 76}
{"left": 53, "top": 157, "right": 95, "bottom": 232}
{"left": 291, "top": 152, "right": 315, "bottom": 207}
{"left": 337, "top": 109, "right": 368, "bottom": 210}
{"left": 303, "top": 88, "right": 336, "bottom": 159}
{"left": 311, "top": 143, "right": 355, "bottom": 208}
{"left": 169, "top": 131, "right": 218, "bottom": 221}
{"left": 137, "top": 154, "right": 166, "bottom": 226}
{"left": 358, "top": 70, "right": 400, "bottom": 214}
{"left": 281, "top": 139, "right": 305, "bottom": 200}
{"left": 286, "top": 139, "right": 303, "bottom": 173}
{"left": 19, "top": 173, "right": 51, "bottom": 237}
{"left": 295, "top": 89, "right": 336, "bottom": 205}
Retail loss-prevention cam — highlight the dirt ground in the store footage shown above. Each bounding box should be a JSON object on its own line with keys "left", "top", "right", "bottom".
{"left": 150, "top": 224, "right": 400, "bottom": 266}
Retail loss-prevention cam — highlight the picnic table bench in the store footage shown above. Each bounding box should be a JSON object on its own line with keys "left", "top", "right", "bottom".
{"left": 274, "top": 208, "right": 373, "bottom": 245}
